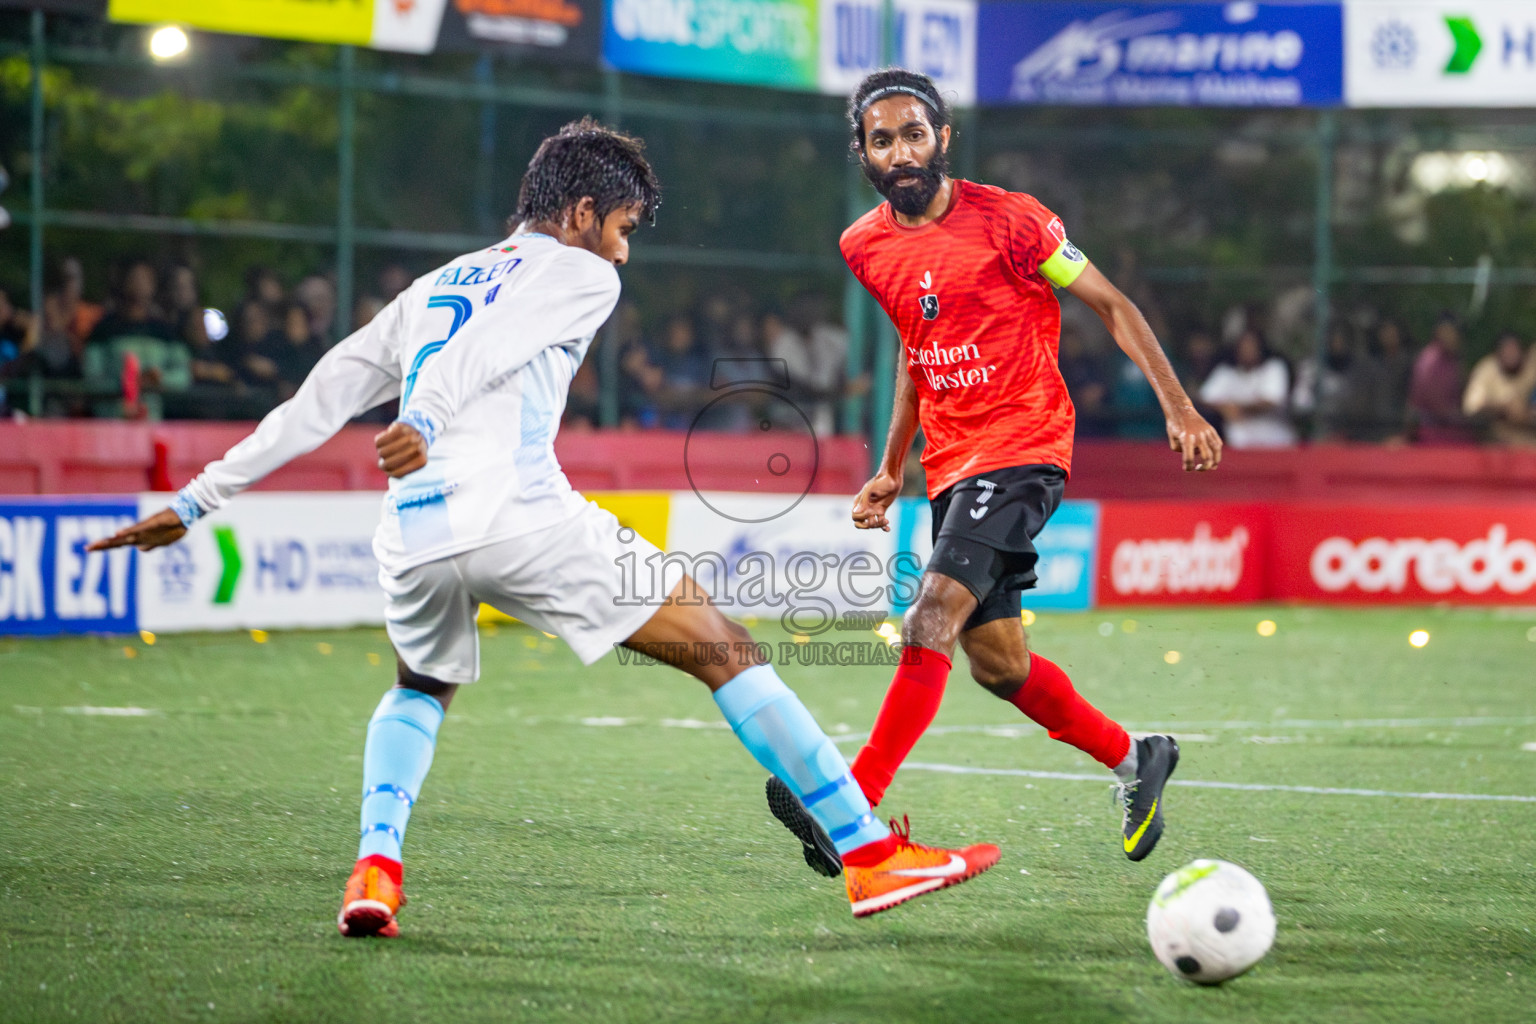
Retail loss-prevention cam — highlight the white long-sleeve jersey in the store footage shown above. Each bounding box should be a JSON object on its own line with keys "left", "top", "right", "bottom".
{"left": 176, "top": 232, "right": 621, "bottom": 574}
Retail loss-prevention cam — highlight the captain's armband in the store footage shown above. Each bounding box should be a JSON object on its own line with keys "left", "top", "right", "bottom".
{"left": 1039, "top": 238, "right": 1089, "bottom": 288}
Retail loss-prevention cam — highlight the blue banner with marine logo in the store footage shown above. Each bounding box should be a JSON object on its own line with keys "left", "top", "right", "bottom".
{"left": 977, "top": 1, "right": 1344, "bottom": 107}
{"left": 0, "top": 499, "right": 139, "bottom": 636}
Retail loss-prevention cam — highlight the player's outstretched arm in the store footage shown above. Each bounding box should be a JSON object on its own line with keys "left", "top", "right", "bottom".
{"left": 853, "top": 354, "right": 919, "bottom": 532}
{"left": 1065, "top": 264, "right": 1223, "bottom": 472}
{"left": 91, "top": 308, "right": 406, "bottom": 552}
{"left": 87, "top": 508, "right": 186, "bottom": 552}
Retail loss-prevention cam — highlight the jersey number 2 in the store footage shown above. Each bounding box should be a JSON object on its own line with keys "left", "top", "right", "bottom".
{"left": 401, "top": 294, "right": 474, "bottom": 408}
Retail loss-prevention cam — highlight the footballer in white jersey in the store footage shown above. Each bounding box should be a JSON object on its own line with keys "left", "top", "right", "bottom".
{"left": 92, "top": 119, "right": 998, "bottom": 937}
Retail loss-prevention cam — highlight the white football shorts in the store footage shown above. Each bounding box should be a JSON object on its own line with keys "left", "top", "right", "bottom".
{"left": 380, "top": 500, "right": 661, "bottom": 682}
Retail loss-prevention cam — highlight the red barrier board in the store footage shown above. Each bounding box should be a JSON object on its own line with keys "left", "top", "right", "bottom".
{"left": 1270, "top": 503, "right": 1536, "bottom": 604}
{"left": 1097, "top": 502, "right": 1269, "bottom": 605}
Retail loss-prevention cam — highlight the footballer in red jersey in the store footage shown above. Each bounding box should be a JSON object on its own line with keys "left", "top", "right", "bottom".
{"left": 767, "top": 69, "right": 1222, "bottom": 880}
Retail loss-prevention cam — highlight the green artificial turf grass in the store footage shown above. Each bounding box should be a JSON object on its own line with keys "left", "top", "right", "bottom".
{"left": 2, "top": 608, "right": 1533, "bottom": 1023}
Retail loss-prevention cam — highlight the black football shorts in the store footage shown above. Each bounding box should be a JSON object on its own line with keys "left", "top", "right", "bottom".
{"left": 926, "top": 463, "right": 1067, "bottom": 631}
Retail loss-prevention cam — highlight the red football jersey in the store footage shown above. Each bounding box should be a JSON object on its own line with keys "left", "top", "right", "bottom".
{"left": 841, "top": 179, "right": 1089, "bottom": 497}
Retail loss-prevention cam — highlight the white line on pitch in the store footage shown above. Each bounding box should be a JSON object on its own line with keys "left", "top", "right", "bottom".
{"left": 10, "top": 705, "right": 162, "bottom": 717}
{"left": 903, "top": 761, "right": 1536, "bottom": 804}
{"left": 829, "top": 714, "right": 1536, "bottom": 743}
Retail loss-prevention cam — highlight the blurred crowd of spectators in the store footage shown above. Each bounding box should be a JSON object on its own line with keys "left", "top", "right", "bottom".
{"left": 0, "top": 257, "right": 371, "bottom": 421}
{"left": 565, "top": 290, "right": 864, "bottom": 437}
{"left": 3, "top": 256, "right": 1534, "bottom": 448}
{"left": 1109, "top": 312, "right": 1535, "bottom": 449}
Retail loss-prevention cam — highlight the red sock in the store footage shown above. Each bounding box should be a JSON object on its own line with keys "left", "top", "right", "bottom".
{"left": 850, "top": 646, "right": 952, "bottom": 806}
{"left": 842, "top": 832, "right": 900, "bottom": 867}
{"left": 1008, "top": 653, "right": 1130, "bottom": 769}
{"left": 356, "top": 853, "right": 403, "bottom": 885}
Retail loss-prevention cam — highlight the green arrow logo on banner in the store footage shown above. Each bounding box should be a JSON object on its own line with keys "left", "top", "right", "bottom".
{"left": 212, "top": 526, "right": 242, "bottom": 605}
{"left": 1444, "top": 16, "right": 1482, "bottom": 74}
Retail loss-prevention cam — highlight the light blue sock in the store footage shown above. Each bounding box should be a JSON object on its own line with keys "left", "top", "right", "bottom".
{"left": 357, "top": 688, "right": 444, "bottom": 864}
{"left": 713, "top": 664, "right": 890, "bottom": 855}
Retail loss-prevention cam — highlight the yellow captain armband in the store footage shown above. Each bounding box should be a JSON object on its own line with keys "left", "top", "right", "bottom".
{"left": 1039, "top": 238, "right": 1089, "bottom": 287}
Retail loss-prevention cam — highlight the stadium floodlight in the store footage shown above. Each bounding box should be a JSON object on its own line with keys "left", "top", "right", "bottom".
{"left": 148, "top": 25, "right": 190, "bottom": 62}
{"left": 1411, "top": 151, "right": 1516, "bottom": 193}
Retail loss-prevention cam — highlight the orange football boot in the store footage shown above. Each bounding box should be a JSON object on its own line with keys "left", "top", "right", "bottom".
{"left": 844, "top": 817, "right": 1000, "bottom": 918}
{"left": 338, "top": 855, "right": 404, "bottom": 938}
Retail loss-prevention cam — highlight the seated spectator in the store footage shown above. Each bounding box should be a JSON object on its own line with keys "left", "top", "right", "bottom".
{"left": 1463, "top": 330, "right": 1536, "bottom": 445}
{"left": 615, "top": 305, "right": 665, "bottom": 428}
{"left": 1199, "top": 328, "right": 1297, "bottom": 448}
{"left": 767, "top": 292, "right": 856, "bottom": 437}
{"left": 1409, "top": 313, "right": 1475, "bottom": 443}
{"left": 376, "top": 263, "right": 413, "bottom": 303}
{"left": 270, "top": 302, "right": 327, "bottom": 401}
{"left": 1112, "top": 351, "right": 1163, "bottom": 439}
{"left": 161, "top": 263, "right": 237, "bottom": 391}
{"left": 1058, "top": 325, "right": 1112, "bottom": 437}
{"left": 243, "top": 266, "right": 285, "bottom": 316}
{"left": 57, "top": 257, "right": 102, "bottom": 346}
{"left": 1352, "top": 318, "right": 1413, "bottom": 442}
{"left": 565, "top": 348, "right": 601, "bottom": 430}
{"left": 697, "top": 311, "right": 768, "bottom": 432}
{"left": 654, "top": 314, "right": 711, "bottom": 430}
{"left": 84, "top": 260, "right": 189, "bottom": 419}
{"left": 1293, "top": 319, "right": 1366, "bottom": 439}
{"left": 88, "top": 260, "right": 174, "bottom": 346}
{"left": 0, "top": 289, "right": 40, "bottom": 414}
{"left": 1176, "top": 329, "right": 1221, "bottom": 395}
{"left": 35, "top": 287, "right": 76, "bottom": 378}
{"left": 295, "top": 274, "right": 337, "bottom": 342}
{"left": 222, "top": 302, "right": 282, "bottom": 392}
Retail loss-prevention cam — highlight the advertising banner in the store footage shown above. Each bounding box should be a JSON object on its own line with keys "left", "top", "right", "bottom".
{"left": 820, "top": 0, "right": 977, "bottom": 103}
{"left": 0, "top": 499, "right": 138, "bottom": 636}
{"left": 662, "top": 493, "right": 899, "bottom": 632}
{"left": 136, "top": 492, "right": 386, "bottom": 633}
{"left": 890, "top": 496, "right": 1099, "bottom": 612}
{"left": 604, "top": 0, "right": 820, "bottom": 89}
{"left": 434, "top": 0, "right": 602, "bottom": 60}
{"left": 977, "top": 1, "right": 1344, "bottom": 107}
{"left": 1270, "top": 503, "right": 1536, "bottom": 604}
{"left": 108, "top": 0, "right": 375, "bottom": 45}
{"left": 111, "top": 0, "right": 601, "bottom": 57}
{"left": 370, "top": 0, "right": 449, "bottom": 52}
{"left": 1345, "top": 0, "right": 1536, "bottom": 107}
{"left": 0, "top": 1, "right": 106, "bottom": 13}
{"left": 1097, "top": 501, "right": 1267, "bottom": 605}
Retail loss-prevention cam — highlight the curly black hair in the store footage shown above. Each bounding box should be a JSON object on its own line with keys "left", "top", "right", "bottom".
{"left": 513, "top": 117, "right": 662, "bottom": 229}
{"left": 848, "top": 68, "right": 952, "bottom": 153}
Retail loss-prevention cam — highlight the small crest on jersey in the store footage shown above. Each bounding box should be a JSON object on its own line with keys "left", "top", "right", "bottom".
{"left": 919, "top": 270, "right": 933, "bottom": 290}
{"left": 919, "top": 294, "right": 940, "bottom": 321}
{"left": 1046, "top": 217, "right": 1066, "bottom": 243}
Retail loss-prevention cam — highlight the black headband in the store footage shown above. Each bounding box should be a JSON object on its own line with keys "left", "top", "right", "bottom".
{"left": 855, "top": 84, "right": 940, "bottom": 121}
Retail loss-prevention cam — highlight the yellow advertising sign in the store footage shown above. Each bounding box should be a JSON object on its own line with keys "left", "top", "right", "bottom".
{"left": 477, "top": 492, "right": 672, "bottom": 627}
{"left": 108, "top": 0, "right": 374, "bottom": 46}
